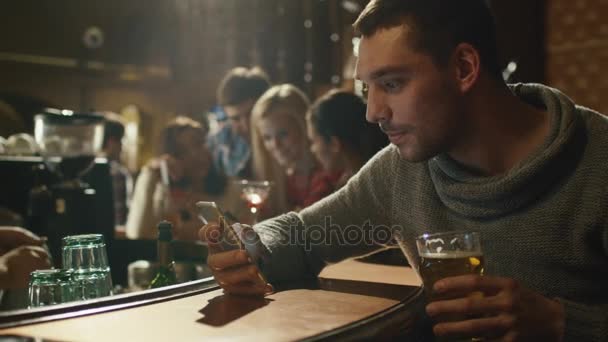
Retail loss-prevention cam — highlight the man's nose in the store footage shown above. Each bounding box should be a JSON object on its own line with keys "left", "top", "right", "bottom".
{"left": 365, "top": 87, "right": 390, "bottom": 124}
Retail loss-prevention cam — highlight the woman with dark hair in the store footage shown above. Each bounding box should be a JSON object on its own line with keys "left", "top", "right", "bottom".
{"left": 306, "top": 89, "right": 388, "bottom": 195}
{"left": 126, "top": 116, "right": 240, "bottom": 240}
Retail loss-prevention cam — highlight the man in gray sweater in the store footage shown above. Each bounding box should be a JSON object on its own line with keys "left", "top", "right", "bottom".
{"left": 200, "top": 0, "right": 608, "bottom": 340}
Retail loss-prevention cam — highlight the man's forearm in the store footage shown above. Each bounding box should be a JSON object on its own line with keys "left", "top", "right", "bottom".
{"left": 253, "top": 147, "right": 397, "bottom": 284}
{"left": 254, "top": 213, "right": 317, "bottom": 284}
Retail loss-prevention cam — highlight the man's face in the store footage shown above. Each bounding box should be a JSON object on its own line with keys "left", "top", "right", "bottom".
{"left": 224, "top": 99, "right": 256, "bottom": 140}
{"left": 104, "top": 137, "right": 123, "bottom": 161}
{"left": 355, "top": 25, "right": 464, "bottom": 162}
{"left": 175, "top": 127, "right": 210, "bottom": 178}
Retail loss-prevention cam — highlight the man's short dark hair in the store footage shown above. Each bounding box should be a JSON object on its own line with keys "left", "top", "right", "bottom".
{"left": 102, "top": 112, "right": 125, "bottom": 148}
{"left": 217, "top": 67, "right": 271, "bottom": 106}
{"left": 353, "top": 0, "right": 502, "bottom": 80}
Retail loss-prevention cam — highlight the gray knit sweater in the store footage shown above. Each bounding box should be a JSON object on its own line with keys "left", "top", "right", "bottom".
{"left": 254, "top": 84, "right": 608, "bottom": 341}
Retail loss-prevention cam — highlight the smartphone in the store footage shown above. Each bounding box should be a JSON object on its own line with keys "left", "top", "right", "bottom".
{"left": 196, "top": 201, "right": 271, "bottom": 284}
{"left": 196, "top": 201, "right": 243, "bottom": 251}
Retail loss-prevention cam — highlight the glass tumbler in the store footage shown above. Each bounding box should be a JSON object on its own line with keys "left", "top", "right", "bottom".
{"left": 62, "top": 234, "right": 113, "bottom": 299}
{"left": 28, "top": 269, "right": 75, "bottom": 307}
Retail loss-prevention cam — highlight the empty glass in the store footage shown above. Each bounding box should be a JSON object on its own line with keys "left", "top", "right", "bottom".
{"left": 28, "top": 269, "right": 75, "bottom": 307}
{"left": 62, "top": 234, "right": 113, "bottom": 299}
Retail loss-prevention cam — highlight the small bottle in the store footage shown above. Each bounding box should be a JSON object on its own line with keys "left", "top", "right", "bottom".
{"left": 149, "top": 221, "right": 177, "bottom": 288}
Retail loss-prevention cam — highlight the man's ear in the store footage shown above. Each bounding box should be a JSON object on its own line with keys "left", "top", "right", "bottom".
{"left": 451, "top": 43, "right": 480, "bottom": 93}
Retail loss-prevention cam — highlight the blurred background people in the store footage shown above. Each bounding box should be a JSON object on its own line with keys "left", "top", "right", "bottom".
{"left": 0, "top": 226, "right": 50, "bottom": 290}
{"left": 126, "top": 116, "right": 239, "bottom": 241}
{"left": 250, "top": 84, "right": 324, "bottom": 215}
{"left": 208, "top": 67, "right": 271, "bottom": 179}
{"left": 101, "top": 112, "right": 133, "bottom": 227}
{"left": 306, "top": 89, "right": 388, "bottom": 197}
{"left": 0, "top": 206, "right": 23, "bottom": 227}
{"left": 0, "top": 100, "right": 26, "bottom": 138}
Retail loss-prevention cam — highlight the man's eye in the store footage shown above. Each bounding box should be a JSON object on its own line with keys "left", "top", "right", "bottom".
{"left": 383, "top": 80, "right": 402, "bottom": 92}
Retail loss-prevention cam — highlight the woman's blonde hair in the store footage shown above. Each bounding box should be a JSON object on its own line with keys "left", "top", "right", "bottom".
{"left": 250, "top": 84, "right": 311, "bottom": 215}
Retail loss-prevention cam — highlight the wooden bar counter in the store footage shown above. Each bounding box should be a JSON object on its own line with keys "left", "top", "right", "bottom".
{"left": 0, "top": 256, "right": 425, "bottom": 341}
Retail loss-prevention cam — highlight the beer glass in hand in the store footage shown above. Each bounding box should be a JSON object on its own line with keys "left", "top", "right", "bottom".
{"left": 416, "top": 231, "right": 484, "bottom": 301}
{"left": 416, "top": 230, "right": 485, "bottom": 336}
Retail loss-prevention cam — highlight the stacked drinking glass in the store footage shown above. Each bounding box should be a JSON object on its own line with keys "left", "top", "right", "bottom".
{"left": 28, "top": 234, "right": 113, "bottom": 308}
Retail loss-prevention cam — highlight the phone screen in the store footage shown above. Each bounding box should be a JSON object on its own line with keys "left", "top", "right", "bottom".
{"left": 196, "top": 201, "right": 271, "bottom": 284}
{"left": 196, "top": 201, "right": 242, "bottom": 251}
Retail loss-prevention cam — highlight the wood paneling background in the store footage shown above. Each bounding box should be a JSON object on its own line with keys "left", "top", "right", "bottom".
{"left": 5, "top": 1, "right": 602, "bottom": 165}
{"left": 491, "top": 0, "right": 546, "bottom": 83}
{"left": 0, "top": 0, "right": 352, "bottom": 164}
{"left": 546, "top": 0, "right": 608, "bottom": 114}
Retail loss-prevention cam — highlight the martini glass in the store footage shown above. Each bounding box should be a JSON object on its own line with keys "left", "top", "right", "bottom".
{"left": 234, "top": 180, "right": 272, "bottom": 224}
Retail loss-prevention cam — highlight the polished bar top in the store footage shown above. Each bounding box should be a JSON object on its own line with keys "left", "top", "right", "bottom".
{"left": 0, "top": 257, "right": 423, "bottom": 341}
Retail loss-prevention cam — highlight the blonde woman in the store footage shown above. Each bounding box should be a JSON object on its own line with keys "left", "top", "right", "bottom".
{"left": 250, "top": 84, "right": 324, "bottom": 216}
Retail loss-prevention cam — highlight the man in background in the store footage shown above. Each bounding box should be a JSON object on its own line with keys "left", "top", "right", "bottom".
{"left": 102, "top": 112, "right": 133, "bottom": 227}
{"left": 208, "top": 67, "right": 271, "bottom": 178}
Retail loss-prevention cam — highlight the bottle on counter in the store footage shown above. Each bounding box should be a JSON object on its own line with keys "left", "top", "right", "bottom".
{"left": 149, "top": 221, "right": 177, "bottom": 289}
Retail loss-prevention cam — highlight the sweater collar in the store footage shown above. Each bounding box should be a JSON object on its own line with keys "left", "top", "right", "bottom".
{"left": 428, "top": 83, "right": 585, "bottom": 219}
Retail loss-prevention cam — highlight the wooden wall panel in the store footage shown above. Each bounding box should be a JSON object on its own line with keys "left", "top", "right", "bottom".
{"left": 0, "top": 1, "right": 312, "bottom": 165}
{"left": 546, "top": 0, "right": 608, "bottom": 114}
{"left": 490, "top": 0, "right": 546, "bottom": 83}
{"left": 0, "top": 0, "right": 571, "bottom": 166}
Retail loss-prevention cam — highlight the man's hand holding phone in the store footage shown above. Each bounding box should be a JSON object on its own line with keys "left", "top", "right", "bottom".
{"left": 197, "top": 202, "right": 273, "bottom": 296}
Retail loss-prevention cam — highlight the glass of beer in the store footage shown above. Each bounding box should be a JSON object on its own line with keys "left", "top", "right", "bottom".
{"left": 416, "top": 231, "right": 484, "bottom": 301}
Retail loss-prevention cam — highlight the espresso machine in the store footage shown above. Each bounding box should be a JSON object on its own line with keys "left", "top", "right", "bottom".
{"left": 0, "top": 111, "right": 115, "bottom": 268}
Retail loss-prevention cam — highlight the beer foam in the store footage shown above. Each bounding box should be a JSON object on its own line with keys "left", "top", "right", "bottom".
{"left": 419, "top": 251, "right": 482, "bottom": 259}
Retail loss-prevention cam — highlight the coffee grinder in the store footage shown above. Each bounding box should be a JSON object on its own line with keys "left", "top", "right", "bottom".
{"left": 28, "top": 111, "right": 107, "bottom": 265}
